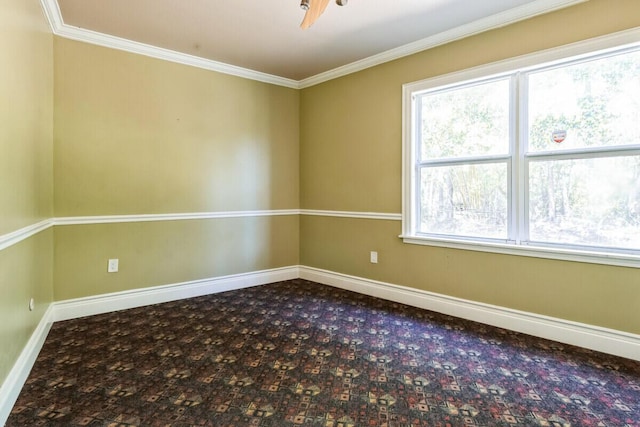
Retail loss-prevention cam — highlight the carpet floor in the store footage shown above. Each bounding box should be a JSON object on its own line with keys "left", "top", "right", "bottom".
{"left": 7, "top": 279, "right": 640, "bottom": 426}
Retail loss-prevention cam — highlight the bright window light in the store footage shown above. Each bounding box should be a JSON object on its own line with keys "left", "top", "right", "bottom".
{"left": 402, "top": 36, "right": 640, "bottom": 267}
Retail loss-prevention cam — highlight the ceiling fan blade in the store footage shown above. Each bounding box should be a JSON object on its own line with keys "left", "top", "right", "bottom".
{"left": 300, "top": 0, "right": 331, "bottom": 29}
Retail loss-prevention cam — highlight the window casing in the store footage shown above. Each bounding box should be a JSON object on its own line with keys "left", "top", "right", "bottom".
{"left": 402, "top": 32, "right": 640, "bottom": 268}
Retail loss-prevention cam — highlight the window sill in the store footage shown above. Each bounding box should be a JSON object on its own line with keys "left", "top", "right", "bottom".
{"left": 399, "top": 234, "right": 640, "bottom": 269}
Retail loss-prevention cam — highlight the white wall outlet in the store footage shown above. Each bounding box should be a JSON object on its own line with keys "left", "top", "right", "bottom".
{"left": 108, "top": 258, "right": 119, "bottom": 273}
{"left": 29, "top": 297, "right": 34, "bottom": 311}
{"left": 370, "top": 251, "right": 378, "bottom": 264}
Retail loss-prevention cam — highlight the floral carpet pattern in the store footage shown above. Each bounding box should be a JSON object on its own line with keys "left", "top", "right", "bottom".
{"left": 7, "top": 279, "right": 640, "bottom": 426}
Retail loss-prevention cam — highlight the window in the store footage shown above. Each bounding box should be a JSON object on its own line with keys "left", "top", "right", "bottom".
{"left": 402, "top": 35, "right": 640, "bottom": 267}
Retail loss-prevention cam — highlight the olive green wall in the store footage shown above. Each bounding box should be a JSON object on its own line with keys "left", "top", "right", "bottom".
{"left": 2, "top": 0, "right": 640, "bottom": 396}
{"left": 300, "top": 0, "right": 640, "bottom": 334}
{"left": 0, "top": 0, "right": 54, "bottom": 387}
{"left": 53, "top": 38, "right": 300, "bottom": 300}
{"left": 53, "top": 217, "right": 298, "bottom": 301}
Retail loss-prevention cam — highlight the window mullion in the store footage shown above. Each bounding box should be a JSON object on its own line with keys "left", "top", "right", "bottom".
{"left": 517, "top": 71, "right": 530, "bottom": 246}
{"left": 403, "top": 32, "right": 640, "bottom": 265}
{"left": 413, "top": 95, "right": 423, "bottom": 235}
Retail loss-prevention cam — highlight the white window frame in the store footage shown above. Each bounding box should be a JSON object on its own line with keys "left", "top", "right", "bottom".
{"left": 401, "top": 28, "right": 640, "bottom": 269}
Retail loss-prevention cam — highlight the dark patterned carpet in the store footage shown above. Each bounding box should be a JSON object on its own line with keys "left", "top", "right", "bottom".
{"left": 7, "top": 279, "right": 640, "bottom": 426}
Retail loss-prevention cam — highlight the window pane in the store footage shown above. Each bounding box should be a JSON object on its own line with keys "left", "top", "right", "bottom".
{"left": 420, "top": 163, "right": 508, "bottom": 239}
{"left": 419, "top": 78, "right": 510, "bottom": 160}
{"left": 528, "top": 155, "right": 640, "bottom": 249}
{"left": 528, "top": 50, "right": 640, "bottom": 152}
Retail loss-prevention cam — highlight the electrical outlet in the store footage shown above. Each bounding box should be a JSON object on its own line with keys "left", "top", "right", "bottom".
{"left": 108, "top": 258, "right": 119, "bottom": 273}
{"left": 370, "top": 251, "right": 378, "bottom": 264}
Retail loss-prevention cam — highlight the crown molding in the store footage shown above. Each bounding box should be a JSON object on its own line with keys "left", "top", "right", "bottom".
{"left": 39, "top": 0, "right": 587, "bottom": 89}
{"left": 38, "top": 0, "right": 299, "bottom": 89}
{"left": 298, "top": 0, "right": 588, "bottom": 88}
{"left": 39, "top": 0, "right": 63, "bottom": 30}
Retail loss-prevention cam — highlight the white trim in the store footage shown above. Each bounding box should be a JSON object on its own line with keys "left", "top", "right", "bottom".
{"left": 299, "top": 0, "right": 587, "bottom": 88}
{"left": 38, "top": 0, "right": 63, "bottom": 31}
{"left": 401, "top": 28, "right": 640, "bottom": 270}
{"left": 53, "top": 266, "right": 299, "bottom": 321}
{"left": 56, "top": 25, "right": 299, "bottom": 89}
{"left": 2, "top": 264, "right": 639, "bottom": 424}
{"left": 53, "top": 210, "right": 300, "bottom": 226}
{"left": 39, "top": 0, "right": 298, "bottom": 89}
{"left": 0, "top": 210, "right": 401, "bottom": 252}
{"left": 0, "top": 267, "right": 297, "bottom": 424}
{"left": 402, "top": 27, "right": 640, "bottom": 94}
{"left": 39, "top": 0, "right": 586, "bottom": 89}
{"left": 299, "top": 266, "right": 640, "bottom": 362}
{"left": 0, "top": 305, "right": 54, "bottom": 426}
{"left": 300, "top": 210, "right": 401, "bottom": 221}
{"left": 401, "top": 235, "right": 640, "bottom": 269}
{"left": 0, "top": 220, "right": 52, "bottom": 252}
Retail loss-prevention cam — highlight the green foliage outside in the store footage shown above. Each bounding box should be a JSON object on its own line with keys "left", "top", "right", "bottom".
{"left": 419, "top": 49, "right": 640, "bottom": 249}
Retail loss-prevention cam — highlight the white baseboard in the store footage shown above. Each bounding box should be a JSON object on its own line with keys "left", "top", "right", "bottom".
{"left": 0, "top": 266, "right": 299, "bottom": 425}
{"left": 299, "top": 266, "right": 640, "bottom": 362}
{"left": 53, "top": 266, "right": 299, "bottom": 322}
{"left": 0, "top": 305, "right": 54, "bottom": 426}
{"left": 3, "top": 264, "right": 638, "bottom": 426}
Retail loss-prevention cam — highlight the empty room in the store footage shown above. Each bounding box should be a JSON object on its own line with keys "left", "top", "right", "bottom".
{"left": 1, "top": 0, "right": 639, "bottom": 425}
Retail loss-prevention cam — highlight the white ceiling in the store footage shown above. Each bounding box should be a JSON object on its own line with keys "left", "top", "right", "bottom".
{"left": 46, "top": 0, "right": 586, "bottom": 87}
